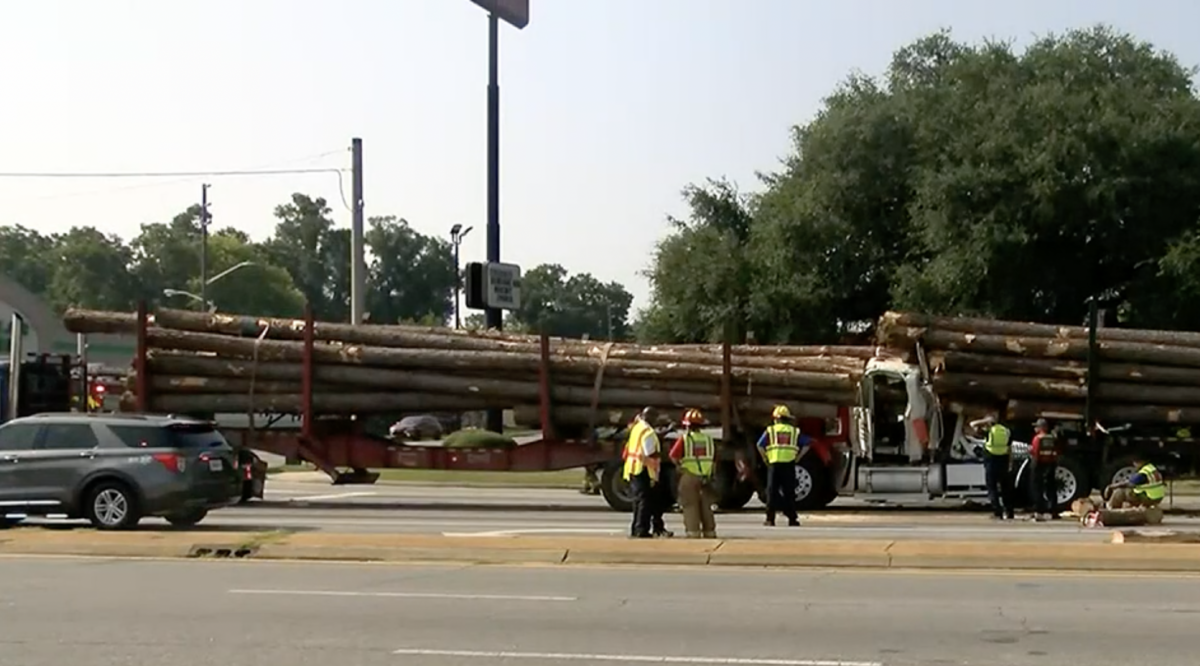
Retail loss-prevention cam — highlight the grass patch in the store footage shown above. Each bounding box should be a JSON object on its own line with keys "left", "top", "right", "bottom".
{"left": 443, "top": 429, "right": 517, "bottom": 449}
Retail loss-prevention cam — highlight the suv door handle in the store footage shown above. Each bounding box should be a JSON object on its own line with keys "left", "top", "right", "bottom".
{"left": 78, "top": 451, "right": 96, "bottom": 459}
{"left": 0, "top": 455, "right": 17, "bottom": 464}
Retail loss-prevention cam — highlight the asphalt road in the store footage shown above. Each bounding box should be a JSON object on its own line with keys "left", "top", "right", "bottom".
{"left": 15, "top": 479, "right": 1200, "bottom": 540}
{"left": 1, "top": 556, "right": 1197, "bottom": 666}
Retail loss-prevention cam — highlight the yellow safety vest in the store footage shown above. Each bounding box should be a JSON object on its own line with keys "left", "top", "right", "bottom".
{"left": 622, "top": 421, "right": 660, "bottom": 481}
{"left": 679, "top": 431, "right": 714, "bottom": 478}
{"left": 764, "top": 423, "right": 801, "bottom": 464}
{"left": 1134, "top": 463, "right": 1165, "bottom": 501}
{"left": 984, "top": 424, "right": 1010, "bottom": 455}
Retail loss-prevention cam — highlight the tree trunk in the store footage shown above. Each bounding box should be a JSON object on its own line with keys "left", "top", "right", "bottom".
{"left": 883, "top": 328, "right": 1200, "bottom": 368}
{"left": 63, "top": 309, "right": 142, "bottom": 335}
{"left": 934, "top": 373, "right": 1200, "bottom": 406}
{"left": 1005, "top": 399, "right": 1200, "bottom": 425}
{"left": 929, "top": 351, "right": 1200, "bottom": 386}
{"left": 144, "top": 329, "right": 858, "bottom": 390}
{"left": 879, "top": 310, "right": 1200, "bottom": 350}
{"left": 146, "top": 375, "right": 303, "bottom": 394}
{"left": 148, "top": 392, "right": 503, "bottom": 414}
{"left": 511, "top": 401, "right": 845, "bottom": 429}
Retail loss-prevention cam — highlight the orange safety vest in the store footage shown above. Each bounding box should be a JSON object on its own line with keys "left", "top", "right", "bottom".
{"left": 622, "top": 420, "right": 660, "bottom": 481}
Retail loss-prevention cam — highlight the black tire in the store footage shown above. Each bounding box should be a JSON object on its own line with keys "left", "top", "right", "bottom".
{"left": 713, "top": 463, "right": 755, "bottom": 510}
{"left": 1102, "top": 456, "right": 1141, "bottom": 492}
{"left": 84, "top": 480, "right": 142, "bottom": 531}
{"left": 238, "top": 478, "right": 263, "bottom": 505}
{"left": 600, "top": 461, "right": 633, "bottom": 512}
{"left": 165, "top": 508, "right": 209, "bottom": 528}
{"left": 1052, "top": 455, "right": 1090, "bottom": 513}
{"left": 795, "top": 455, "right": 834, "bottom": 511}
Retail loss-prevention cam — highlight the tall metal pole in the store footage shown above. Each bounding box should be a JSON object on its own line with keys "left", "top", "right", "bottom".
{"left": 485, "top": 11, "right": 503, "bottom": 433}
{"left": 350, "top": 137, "right": 367, "bottom": 325}
{"left": 76, "top": 333, "right": 88, "bottom": 413}
{"left": 199, "top": 183, "right": 210, "bottom": 312}
{"left": 453, "top": 239, "right": 462, "bottom": 329}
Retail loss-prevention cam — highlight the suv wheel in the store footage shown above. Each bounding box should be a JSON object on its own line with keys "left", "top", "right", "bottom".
{"left": 165, "top": 509, "right": 209, "bottom": 528}
{"left": 85, "top": 481, "right": 142, "bottom": 530}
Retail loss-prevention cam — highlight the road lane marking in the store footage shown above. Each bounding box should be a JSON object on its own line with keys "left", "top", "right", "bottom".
{"left": 289, "top": 492, "right": 378, "bottom": 502}
{"left": 443, "top": 528, "right": 622, "bottom": 537}
{"left": 228, "top": 589, "right": 576, "bottom": 602}
{"left": 390, "top": 648, "right": 882, "bottom": 666}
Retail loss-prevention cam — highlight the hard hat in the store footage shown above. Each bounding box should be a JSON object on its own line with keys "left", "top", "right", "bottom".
{"left": 772, "top": 404, "right": 792, "bottom": 420}
{"left": 681, "top": 408, "right": 705, "bottom": 426}
{"left": 1034, "top": 418, "right": 1050, "bottom": 430}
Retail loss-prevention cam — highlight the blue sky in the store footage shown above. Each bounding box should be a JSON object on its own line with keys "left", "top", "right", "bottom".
{"left": 1, "top": 0, "right": 1196, "bottom": 315}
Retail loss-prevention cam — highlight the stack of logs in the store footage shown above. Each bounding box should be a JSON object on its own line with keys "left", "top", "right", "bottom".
{"left": 878, "top": 311, "right": 1200, "bottom": 424}
{"left": 63, "top": 308, "right": 885, "bottom": 429}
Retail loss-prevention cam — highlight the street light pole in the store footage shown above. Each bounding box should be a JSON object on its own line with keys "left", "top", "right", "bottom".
{"left": 199, "top": 183, "right": 211, "bottom": 312}
{"left": 450, "top": 224, "right": 473, "bottom": 329}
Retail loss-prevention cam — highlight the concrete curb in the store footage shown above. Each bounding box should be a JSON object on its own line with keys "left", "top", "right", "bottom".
{"left": 3, "top": 530, "right": 1200, "bottom": 571}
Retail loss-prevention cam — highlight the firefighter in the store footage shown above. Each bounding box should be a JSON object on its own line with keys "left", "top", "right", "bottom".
{"left": 971, "top": 413, "right": 1015, "bottom": 520}
{"left": 622, "top": 406, "right": 662, "bottom": 539}
{"left": 1029, "top": 418, "right": 1060, "bottom": 521}
{"left": 757, "top": 404, "right": 807, "bottom": 527}
{"left": 669, "top": 408, "right": 717, "bottom": 538}
{"left": 1106, "top": 458, "right": 1166, "bottom": 510}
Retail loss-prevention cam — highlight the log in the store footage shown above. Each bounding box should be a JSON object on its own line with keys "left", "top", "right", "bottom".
{"left": 929, "top": 351, "right": 1200, "bottom": 386}
{"left": 142, "top": 372, "right": 855, "bottom": 412}
{"left": 1005, "top": 400, "right": 1200, "bottom": 425}
{"left": 147, "top": 308, "right": 867, "bottom": 372}
{"left": 883, "top": 329, "right": 1200, "bottom": 369}
{"left": 63, "top": 309, "right": 143, "bottom": 335}
{"left": 147, "top": 392, "right": 503, "bottom": 414}
{"left": 144, "top": 351, "right": 810, "bottom": 397}
{"left": 511, "top": 401, "right": 844, "bottom": 429}
{"left": 935, "top": 373, "right": 1200, "bottom": 406}
{"left": 880, "top": 311, "right": 1200, "bottom": 350}
{"left": 143, "top": 329, "right": 857, "bottom": 390}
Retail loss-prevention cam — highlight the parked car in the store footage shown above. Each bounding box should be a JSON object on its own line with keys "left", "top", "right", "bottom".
{"left": 0, "top": 412, "right": 243, "bottom": 530}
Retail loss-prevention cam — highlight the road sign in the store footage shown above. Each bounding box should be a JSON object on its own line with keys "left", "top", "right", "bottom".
{"left": 483, "top": 262, "right": 521, "bottom": 310}
{"left": 468, "top": 0, "right": 529, "bottom": 29}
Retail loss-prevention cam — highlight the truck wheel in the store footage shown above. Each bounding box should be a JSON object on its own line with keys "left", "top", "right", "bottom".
{"left": 1103, "top": 457, "right": 1140, "bottom": 491}
{"left": 1053, "top": 456, "right": 1090, "bottom": 513}
{"left": 795, "top": 455, "right": 834, "bottom": 510}
{"left": 600, "top": 462, "right": 633, "bottom": 512}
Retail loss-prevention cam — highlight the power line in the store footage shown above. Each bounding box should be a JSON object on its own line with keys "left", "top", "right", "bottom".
{"left": 0, "top": 167, "right": 347, "bottom": 179}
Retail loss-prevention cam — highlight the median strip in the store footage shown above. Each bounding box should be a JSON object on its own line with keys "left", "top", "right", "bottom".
{"left": 2, "top": 529, "right": 1200, "bottom": 572}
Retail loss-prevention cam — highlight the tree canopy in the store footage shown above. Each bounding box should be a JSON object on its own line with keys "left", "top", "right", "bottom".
{"left": 640, "top": 25, "right": 1200, "bottom": 343}
{"left": 1, "top": 194, "right": 635, "bottom": 341}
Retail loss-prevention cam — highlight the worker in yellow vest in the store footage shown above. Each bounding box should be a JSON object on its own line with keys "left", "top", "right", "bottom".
{"left": 1106, "top": 458, "right": 1166, "bottom": 509}
{"left": 668, "top": 408, "right": 717, "bottom": 538}
{"left": 971, "top": 413, "right": 1014, "bottom": 520}
{"left": 756, "top": 405, "right": 809, "bottom": 527}
{"left": 622, "top": 406, "right": 662, "bottom": 539}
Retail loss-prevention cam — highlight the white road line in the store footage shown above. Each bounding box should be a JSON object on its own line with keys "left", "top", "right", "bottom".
{"left": 443, "top": 528, "right": 622, "bottom": 537}
{"left": 390, "top": 648, "right": 882, "bottom": 666}
{"left": 288, "top": 492, "right": 378, "bottom": 502}
{"left": 228, "top": 589, "right": 576, "bottom": 602}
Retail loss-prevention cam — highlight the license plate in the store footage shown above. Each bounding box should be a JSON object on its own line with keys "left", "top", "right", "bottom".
{"left": 209, "top": 459, "right": 224, "bottom": 472}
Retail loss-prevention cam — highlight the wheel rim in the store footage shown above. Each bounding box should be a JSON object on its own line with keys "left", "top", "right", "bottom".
{"left": 794, "top": 465, "right": 814, "bottom": 503}
{"left": 1110, "top": 465, "right": 1137, "bottom": 487}
{"left": 93, "top": 489, "right": 128, "bottom": 526}
{"left": 1055, "top": 467, "right": 1078, "bottom": 506}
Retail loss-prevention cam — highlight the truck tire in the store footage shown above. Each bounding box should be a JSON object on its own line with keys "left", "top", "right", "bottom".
{"left": 1052, "top": 455, "right": 1090, "bottom": 513}
{"left": 712, "top": 462, "right": 755, "bottom": 510}
{"left": 754, "top": 457, "right": 834, "bottom": 511}
{"left": 600, "top": 462, "right": 634, "bottom": 512}
{"left": 1103, "top": 456, "right": 1141, "bottom": 491}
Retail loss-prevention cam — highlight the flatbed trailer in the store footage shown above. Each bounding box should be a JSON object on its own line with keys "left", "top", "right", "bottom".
{"left": 127, "top": 302, "right": 845, "bottom": 512}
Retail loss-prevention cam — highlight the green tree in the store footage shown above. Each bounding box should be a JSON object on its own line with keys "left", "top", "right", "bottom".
{"left": 364, "top": 215, "right": 455, "bottom": 324}
{"left": 0, "top": 225, "right": 55, "bottom": 295}
{"left": 44, "top": 226, "right": 136, "bottom": 311}
{"left": 180, "top": 230, "right": 305, "bottom": 317}
{"left": 512, "top": 263, "right": 634, "bottom": 340}
{"left": 647, "top": 25, "right": 1200, "bottom": 341}
{"left": 262, "top": 193, "right": 349, "bottom": 321}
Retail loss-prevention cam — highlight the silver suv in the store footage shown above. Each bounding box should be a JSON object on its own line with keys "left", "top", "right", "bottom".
{"left": 0, "top": 413, "right": 241, "bottom": 530}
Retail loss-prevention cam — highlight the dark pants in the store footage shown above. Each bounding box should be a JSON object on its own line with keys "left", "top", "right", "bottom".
{"left": 984, "top": 453, "right": 1014, "bottom": 518}
{"left": 651, "top": 465, "right": 674, "bottom": 534}
{"left": 629, "top": 470, "right": 654, "bottom": 538}
{"left": 766, "top": 462, "right": 799, "bottom": 523}
{"left": 1032, "top": 461, "right": 1058, "bottom": 515}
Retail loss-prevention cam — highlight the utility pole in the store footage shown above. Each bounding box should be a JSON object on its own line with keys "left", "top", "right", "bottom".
{"left": 350, "top": 137, "right": 366, "bottom": 325}
{"left": 199, "top": 184, "right": 210, "bottom": 312}
{"left": 485, "top": 12, "right": 502, "bottom": 334}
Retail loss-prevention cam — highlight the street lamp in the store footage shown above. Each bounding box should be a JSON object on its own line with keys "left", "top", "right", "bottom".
{"left": 450, "top": 224, "right": 473, "bottom": 329}
{"left": 166, "top": 261, "right": 257, "bottom": 313}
